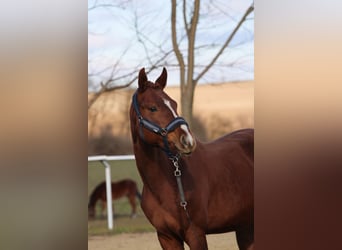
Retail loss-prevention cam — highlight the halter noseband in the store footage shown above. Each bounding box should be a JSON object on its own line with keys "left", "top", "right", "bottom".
{"left": 132, "top": 91, "right": 189, "bottom": 158}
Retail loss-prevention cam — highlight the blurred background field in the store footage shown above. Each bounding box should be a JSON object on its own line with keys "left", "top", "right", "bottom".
{"left": 88, "top": 160, "right": 154, "bottom": 236}
{"left": 88, "top": 82, "right": 254, "bottom": 155}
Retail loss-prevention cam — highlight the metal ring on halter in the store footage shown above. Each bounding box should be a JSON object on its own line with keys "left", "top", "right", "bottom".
{"left": 172, "top": 159, "right": 179, "bottom": 167}
{"left": 174, "top": 169, "right": 181, "bottom": 176}
{"left": 180, "top": 201, "right": 187, "bottom": 209}
{"left": 160, "top": 128, "right": 167, "bottom": 136}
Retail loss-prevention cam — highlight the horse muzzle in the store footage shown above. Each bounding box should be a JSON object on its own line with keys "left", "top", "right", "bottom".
{"left": 174, "top": 125, "right": 197, "bottom": 155}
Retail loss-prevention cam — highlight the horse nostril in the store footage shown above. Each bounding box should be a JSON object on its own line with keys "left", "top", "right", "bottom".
{"left": 181, "top": 134, "right": 188, "bottom": 147}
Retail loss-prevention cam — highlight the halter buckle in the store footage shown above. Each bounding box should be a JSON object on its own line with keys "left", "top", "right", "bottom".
{"left": 174, "top": 169, "right": 181, "bottom": 176}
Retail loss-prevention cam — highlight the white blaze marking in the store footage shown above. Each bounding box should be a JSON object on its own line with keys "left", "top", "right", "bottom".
{"left": 163, "top": 99, "right": 177, "bottom": 118}
{"left": 163, "top": 98, "right": 194, "bottom": 146}
{"left": 181, "top": 124, "right": 194, "bottom": 146}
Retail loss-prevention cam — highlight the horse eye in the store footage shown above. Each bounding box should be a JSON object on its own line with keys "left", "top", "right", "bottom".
{"left": 149, "top": 106, "right": 157, "bottom": 112}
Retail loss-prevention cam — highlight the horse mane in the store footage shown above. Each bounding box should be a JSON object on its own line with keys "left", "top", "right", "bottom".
{"left": 228, "top": 129, "right": 254, "bottom": 161}
{"left": 88, "top": 182, "right": 104, "bottom": 209}
{"left": 138, "top": 81, "right": 161, "bottom": 92}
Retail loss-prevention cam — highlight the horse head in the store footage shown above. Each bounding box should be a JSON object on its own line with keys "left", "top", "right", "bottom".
{"left": 130, "top": 67, "right": 196, "bottom": 156}
{"left": 88, "top": 205, "right": 95, "bottom": 219}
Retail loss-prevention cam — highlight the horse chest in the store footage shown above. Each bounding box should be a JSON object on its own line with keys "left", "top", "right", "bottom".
{"left": 141, "top": 186, "right": 188, "bottom": 231}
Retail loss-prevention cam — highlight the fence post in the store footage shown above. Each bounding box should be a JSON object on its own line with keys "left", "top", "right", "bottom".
{"left": 101, "top": 160, "right": 113, "bottom": 230}
{"left": 88, "top": 155, "right": 135, "bottom": 230}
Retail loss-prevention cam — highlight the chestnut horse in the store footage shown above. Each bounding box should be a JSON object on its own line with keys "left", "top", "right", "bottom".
{"left": 129, "top": 68, "right": 254, "bottom": 250}
{"left": 88, "top": 179, "right": 142, "bottom": 219}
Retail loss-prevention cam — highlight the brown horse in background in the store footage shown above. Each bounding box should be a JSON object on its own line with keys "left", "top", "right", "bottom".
{"left": 88, "top": 179, "right": 142, "bottom": 219}
{"left": 130, "top": 68, "right": 254, "bottom": 250}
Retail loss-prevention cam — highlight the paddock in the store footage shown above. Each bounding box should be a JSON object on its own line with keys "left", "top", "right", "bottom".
{"left": 88, "top": 158, "right": 239, "bottom": 250}
{"left": 88, "top": 157, "right": 142, "bottom": 229}
{"left": 88, "top": 232, "right": 238, "bottom": 250}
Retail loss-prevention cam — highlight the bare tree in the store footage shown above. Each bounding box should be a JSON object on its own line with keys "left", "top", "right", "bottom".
{"left": 88, "top": 0, "right": 176, "bottom": 109}
{"left": 88, "top": 0, "right": 254, "bottom": 121}
{"left": 171, "top": 0, "right": 254, "bottom": 126}
{"left": 88, "top": 55, "right": 171, "bottom": 109}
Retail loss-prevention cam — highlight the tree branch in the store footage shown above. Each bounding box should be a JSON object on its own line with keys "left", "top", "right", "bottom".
{"left": 194, "top": 3, "right": 254, "bottom": 83}
{"left": 88, "top": 0, "right": 129, "bottom": 11}
{"left": 171, "top": 0, "right": 186, "bottom": 91}
{"left": 186, "top": 0, "right": 200, "bottom": 88}
{"left": 88, "top": 49, "right": 174, "bottom": 109}
{"left": 183, "top": 0, "right": 190, "bottom": 37}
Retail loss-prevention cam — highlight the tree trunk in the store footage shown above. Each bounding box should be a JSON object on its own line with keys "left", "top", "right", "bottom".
{"left": 171, "top": 0, "right": 253, "bottom": 128}
{"left": 181, "top": 84, "right": 194, "bottom": 127}
{"left": 179, "top": 0, "right": 200, "bottom": 127}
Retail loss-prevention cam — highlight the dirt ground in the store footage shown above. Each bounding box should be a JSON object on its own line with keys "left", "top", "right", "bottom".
{"left": 88, "top": 232, "right": 239, "bottom": 250}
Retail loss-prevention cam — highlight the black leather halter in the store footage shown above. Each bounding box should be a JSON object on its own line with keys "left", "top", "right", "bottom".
{"left": 133, "top": 90, "right": 192, "bottom": 217}
{"left": 132, "top": 91, "right": 189, "bottom": 158}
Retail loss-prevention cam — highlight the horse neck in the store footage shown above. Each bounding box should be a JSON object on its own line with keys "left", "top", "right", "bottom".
{"left": 88, "top": 188, "right": 100, "bottom": 208}
{"left": 134, "top": 140, "right": 174, "bottom": 190}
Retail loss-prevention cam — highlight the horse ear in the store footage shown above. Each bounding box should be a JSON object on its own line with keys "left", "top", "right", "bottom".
{"left": 138, "top": 68, "right": 148, "bottom": 92}
{"left": 155, "top": 67, "right": 167, "bottom": 89}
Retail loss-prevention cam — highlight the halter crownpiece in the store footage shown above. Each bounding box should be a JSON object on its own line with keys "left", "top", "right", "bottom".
{"left": 132, "top": 91, "right": 189, "bottom": 157}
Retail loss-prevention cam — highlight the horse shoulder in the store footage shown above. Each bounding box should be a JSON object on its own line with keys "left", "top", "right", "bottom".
{"left": 141, "top": 187, "right": 183, "bottom": 234}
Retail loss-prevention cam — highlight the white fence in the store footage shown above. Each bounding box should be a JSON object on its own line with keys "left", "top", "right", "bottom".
{"left": 88, "top": 155, "right": 135, "bottom": 230}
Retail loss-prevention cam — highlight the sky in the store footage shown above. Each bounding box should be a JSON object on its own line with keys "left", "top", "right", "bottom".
{"left": 88, "top": 0, "right": 254, "bottom": 90}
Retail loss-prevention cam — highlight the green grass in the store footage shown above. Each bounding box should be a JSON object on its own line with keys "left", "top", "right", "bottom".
{"left": 88, "top": 215, "right": 155, "bottom": 236}
{"left": 88, "top": 160, "right": 144, "bottom": 193}
{"left": 88, "top": 159, "right": 155, "bottom": 236}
